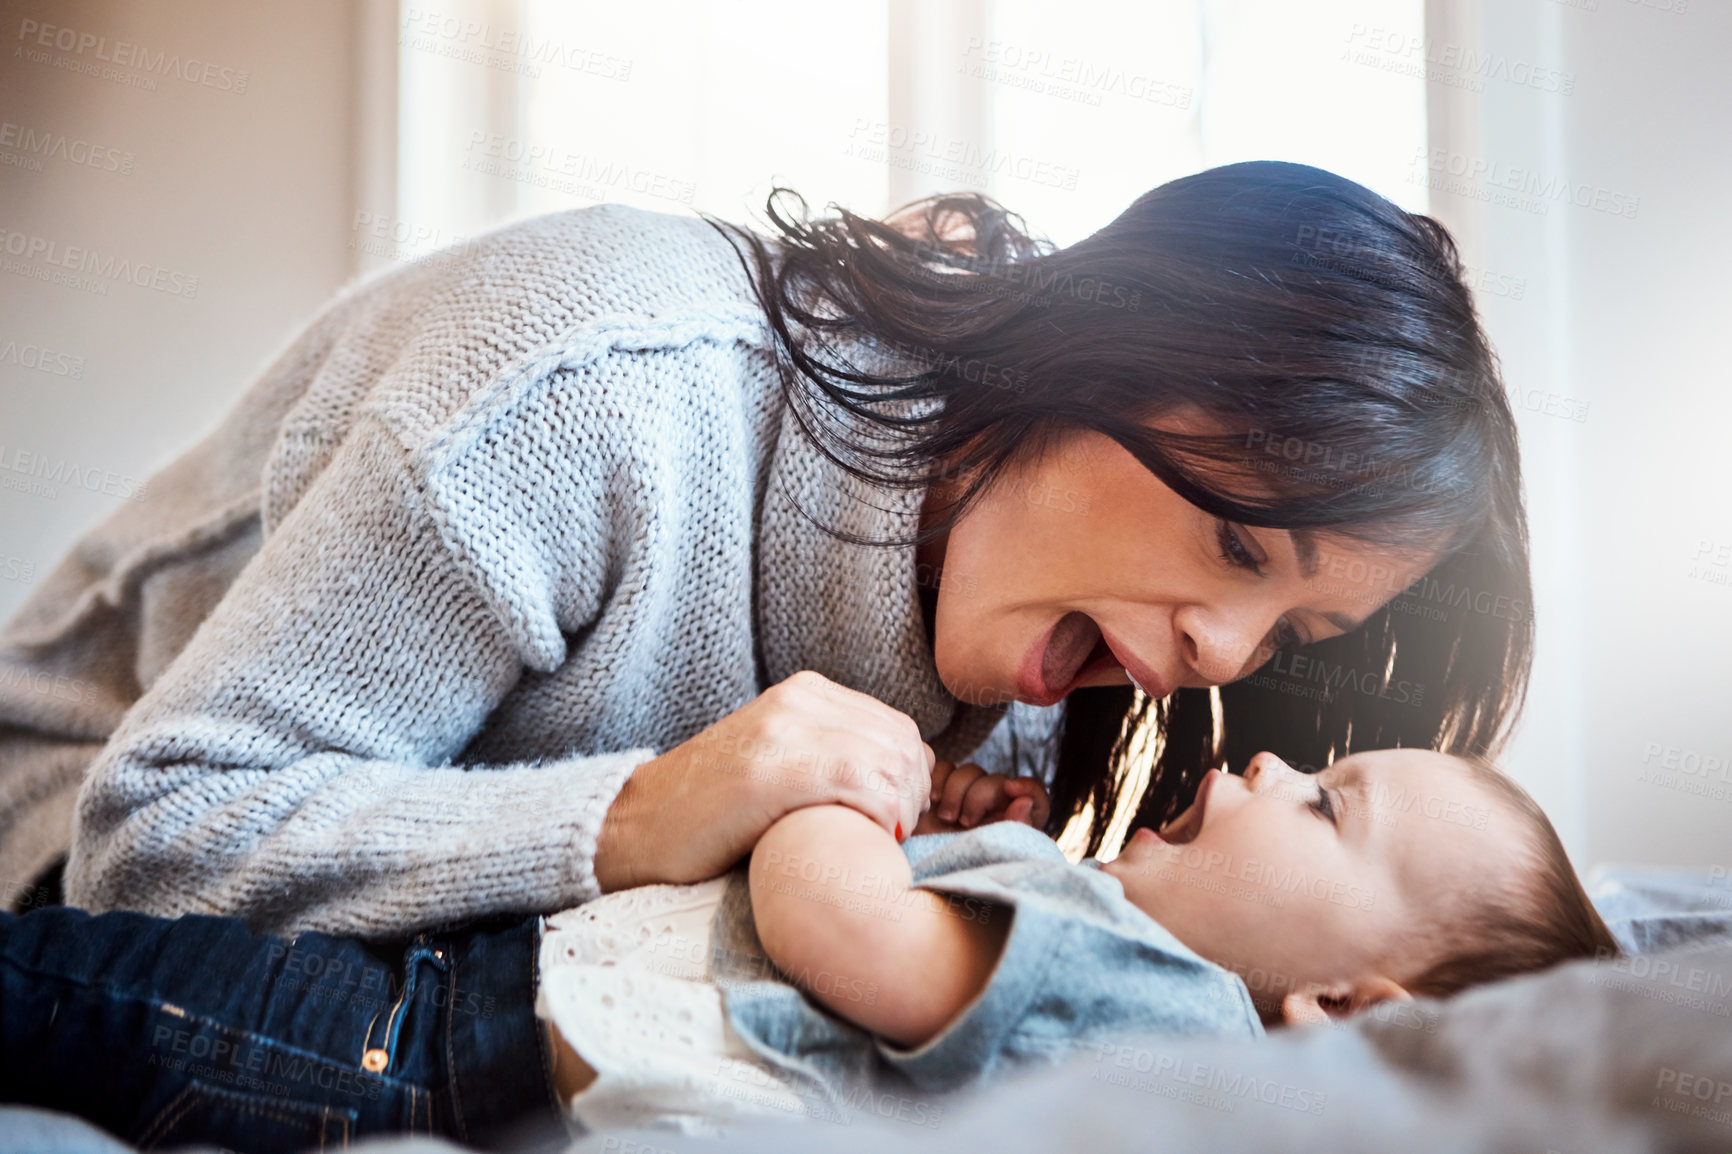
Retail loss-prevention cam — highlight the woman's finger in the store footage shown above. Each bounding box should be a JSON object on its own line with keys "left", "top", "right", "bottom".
{"left": 784, "top": 671, "right": 932, "bottom": 767}
{"left": 926, "top": 760, "right": 955, "bottom": 813}
{"left": 831, "top": 767, "right": 904, "bottom": 838}
{"left": 815, "top": 716, "right": 934, "bottom": 817}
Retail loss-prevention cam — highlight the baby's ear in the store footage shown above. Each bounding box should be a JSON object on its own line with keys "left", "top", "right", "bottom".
{"left": 1279, "top": 976, "right": 1411, "bottom": 1027}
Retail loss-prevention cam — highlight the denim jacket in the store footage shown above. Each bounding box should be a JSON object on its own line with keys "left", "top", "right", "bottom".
{"left": 707, "top": 821, "right": 1265, "bottom": 1122}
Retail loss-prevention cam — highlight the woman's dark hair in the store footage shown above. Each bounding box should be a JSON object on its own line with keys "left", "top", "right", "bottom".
{"left": 702, "top": 160, "right": 1533, "bottom": 855}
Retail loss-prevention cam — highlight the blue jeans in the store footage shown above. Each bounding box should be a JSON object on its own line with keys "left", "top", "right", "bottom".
{"left": 0, "top": 905, "right": 567, "bottom": 1152}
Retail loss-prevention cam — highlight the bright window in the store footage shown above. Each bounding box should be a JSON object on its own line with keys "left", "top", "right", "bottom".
{"left": 396, "top": 0, "right": 1424, "bottom": 249}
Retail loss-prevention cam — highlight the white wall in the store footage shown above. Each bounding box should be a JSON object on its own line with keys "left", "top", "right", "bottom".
{"left": 0, "top": 0, "right": 377, "bottom": 621}
{"left": 1425, "top": 0, "right": 1731, "bottom": 873}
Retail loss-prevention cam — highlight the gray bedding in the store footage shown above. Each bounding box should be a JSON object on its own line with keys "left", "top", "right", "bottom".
{"left": 7, "top": 864, "right": 1732, "bottom": 1154}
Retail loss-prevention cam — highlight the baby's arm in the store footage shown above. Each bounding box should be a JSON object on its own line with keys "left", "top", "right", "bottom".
{"left": 748, "top": 805, "right": 1009, "bottom": 1049}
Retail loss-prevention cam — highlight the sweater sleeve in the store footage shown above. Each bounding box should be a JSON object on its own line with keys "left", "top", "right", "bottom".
{"left": 65, "top": 410, "right": 653, "bottom": 938}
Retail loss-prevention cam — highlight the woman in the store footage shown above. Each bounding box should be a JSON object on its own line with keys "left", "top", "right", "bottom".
{"left": 0, "top": 161, "right": 1529, "bottom": 938}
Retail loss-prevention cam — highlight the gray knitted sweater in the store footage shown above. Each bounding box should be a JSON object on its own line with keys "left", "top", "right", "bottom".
{"left": 0, "top": 204, "right": 1028, "bottom": 937}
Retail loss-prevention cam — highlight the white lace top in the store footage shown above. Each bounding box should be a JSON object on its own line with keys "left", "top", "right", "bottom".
{"left": 535, "top": 878, "right": 811, "bottom": 1135}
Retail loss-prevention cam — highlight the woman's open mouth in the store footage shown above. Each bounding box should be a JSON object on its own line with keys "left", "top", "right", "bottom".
{"left": 1018, "top": 612, "right": 1122, "bottom": 705}
{"left": 1017, "top": 612, "right": 1169, "bottom": 706}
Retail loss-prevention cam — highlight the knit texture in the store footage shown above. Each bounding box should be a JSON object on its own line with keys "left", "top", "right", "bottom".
{"left": 0, "top": 204, "right": 1014, "bottom": 936}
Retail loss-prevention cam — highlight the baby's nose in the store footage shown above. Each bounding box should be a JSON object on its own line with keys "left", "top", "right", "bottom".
{"left": 1243, "top": 750, "right": 1294, "bottom": 788}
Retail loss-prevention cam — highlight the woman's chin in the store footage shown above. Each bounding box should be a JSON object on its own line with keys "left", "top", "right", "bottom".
{"left": 939, "top": 668, "right": 1020, "bottom": 708}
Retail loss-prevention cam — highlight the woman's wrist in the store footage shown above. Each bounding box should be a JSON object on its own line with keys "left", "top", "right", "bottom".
{"left": 594, "top": 765, "right": 652, "bottom": 893}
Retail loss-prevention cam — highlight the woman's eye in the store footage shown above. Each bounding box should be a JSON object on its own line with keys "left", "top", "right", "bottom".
{"left": 1216, "top": 521, "right": 1263, "bottom": 575}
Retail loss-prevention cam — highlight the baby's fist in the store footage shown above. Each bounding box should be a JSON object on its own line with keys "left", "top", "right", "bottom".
{"left": 912, "top": 761, "right": 1051, "bottom": 836}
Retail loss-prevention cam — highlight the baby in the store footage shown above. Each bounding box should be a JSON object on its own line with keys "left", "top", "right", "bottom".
{"left": 539, "top": 747, "right": 1617, "bottom": 1132}
{"left": 0, "top": 747, "right": 1615, "bottom": 1146}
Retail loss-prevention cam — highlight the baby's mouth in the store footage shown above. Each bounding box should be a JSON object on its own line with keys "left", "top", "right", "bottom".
{"left": 1153, "top": 766, "right": 1223, "bottom": 845}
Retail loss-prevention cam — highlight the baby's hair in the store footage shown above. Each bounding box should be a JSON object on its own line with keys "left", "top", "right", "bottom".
{"left": 1402, "top": 754, "right": 1620, "bottom": 998}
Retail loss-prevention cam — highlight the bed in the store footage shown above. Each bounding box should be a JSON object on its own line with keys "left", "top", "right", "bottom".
{"left": 5, "top": 863, "right": 1731, "bottom": 1154}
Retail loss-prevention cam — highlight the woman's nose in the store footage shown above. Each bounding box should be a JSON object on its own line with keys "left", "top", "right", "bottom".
{"left": 1175, "top": 608, "right": 1269, "bottom": 685}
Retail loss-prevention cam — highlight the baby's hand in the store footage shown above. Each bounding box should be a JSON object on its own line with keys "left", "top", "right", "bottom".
{"left": 911, "top": 761, "right": 1051, "bottom": 836}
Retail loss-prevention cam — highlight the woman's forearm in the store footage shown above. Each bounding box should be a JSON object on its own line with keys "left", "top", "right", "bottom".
{"left": 66, "top": 419, "right": 653, "bottom": 938}
{"left": 747, "top": 805, "right": 1008, "bottom": 1049}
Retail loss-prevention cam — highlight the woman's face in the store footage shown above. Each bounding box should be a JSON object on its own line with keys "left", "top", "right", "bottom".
{"left": 923, "top": 426, "right": 1440, "bottom": 707}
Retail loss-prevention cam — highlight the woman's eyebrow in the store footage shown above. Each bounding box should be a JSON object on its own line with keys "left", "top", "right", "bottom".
{"left": 1288, "top": 531, "right": 1389, "bottom": 633}
{"left": 1322, "top": 609, "right": 1368, "bottom": 633}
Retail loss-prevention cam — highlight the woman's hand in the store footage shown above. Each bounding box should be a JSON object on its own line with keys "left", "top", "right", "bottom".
{"left": 911, "top": 761, "right": 1052, "bottom": 836}
{"left": 594, "top": 670, "right": 935, "bottom": 891}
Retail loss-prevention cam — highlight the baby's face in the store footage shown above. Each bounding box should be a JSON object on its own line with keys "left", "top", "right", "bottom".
{"left": 1101, "top": 748, "right": 1520, "bottom": 1014}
